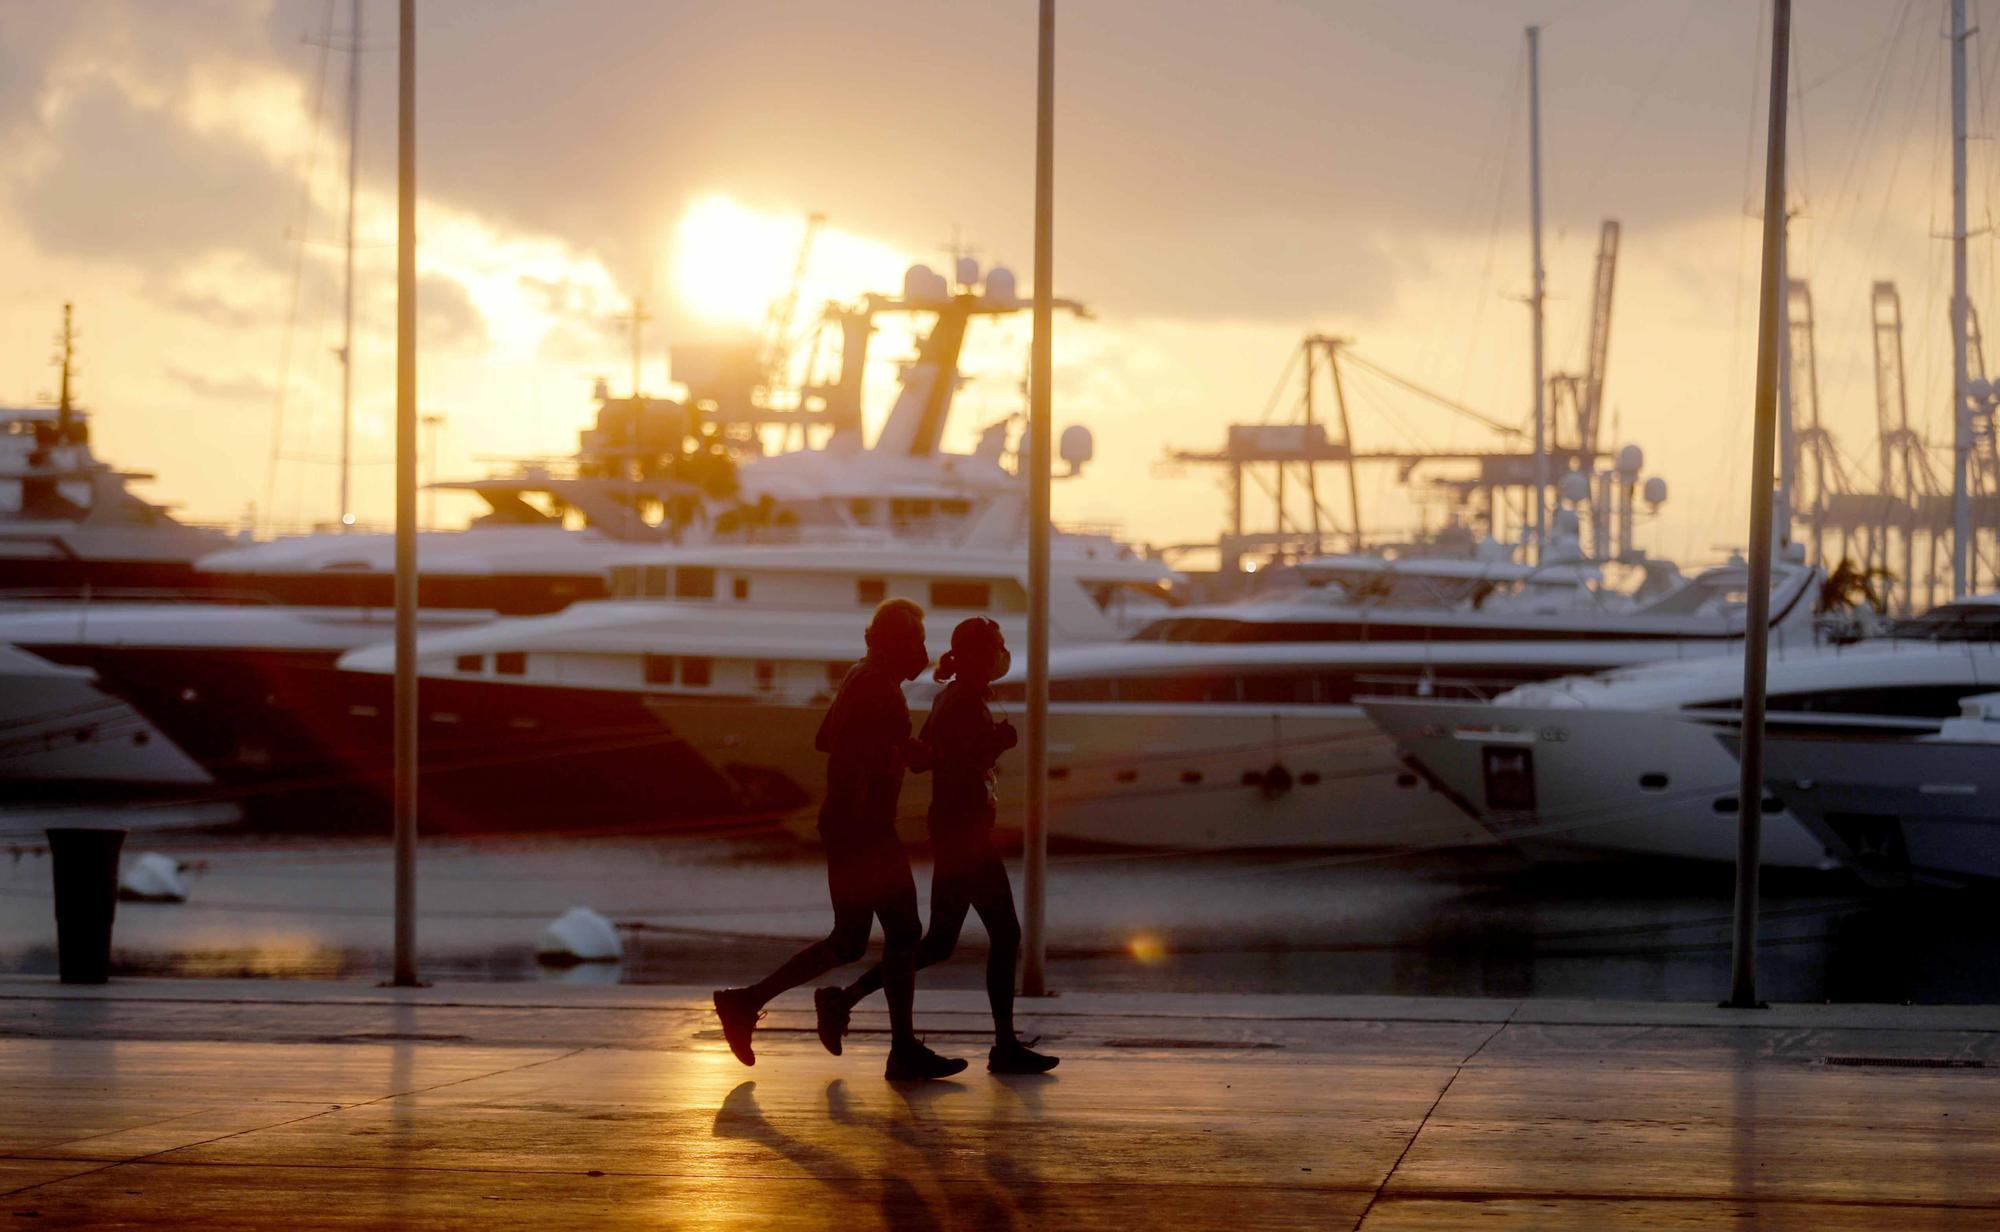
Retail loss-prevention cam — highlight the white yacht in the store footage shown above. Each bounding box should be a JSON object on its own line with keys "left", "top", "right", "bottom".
{"left": 1736, "top": 691, "right": 2000, "bottom": 887}
{"left": 661, "top": 637, "right": 1739, "bottom": 851}
{"left": 0, "top": 642, "right": 209, "bottom": 800}
{"left": 1361, "top": 598, "right": 2000, "bottom": 868}
{"left": 330, "top": 534, "right": 1178, "bottom": 829}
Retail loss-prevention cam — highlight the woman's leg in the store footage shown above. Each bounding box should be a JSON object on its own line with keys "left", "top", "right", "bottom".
{"left": 840, "top": 857, "right": 973, "bottom": 1007}
{"left": 964, "top": 854, "right": 1022, "bottom": 1045}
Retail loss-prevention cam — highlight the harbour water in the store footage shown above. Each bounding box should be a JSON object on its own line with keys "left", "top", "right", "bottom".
{"left": 7, "top": 808, "right": 1995, "bottom": 1005}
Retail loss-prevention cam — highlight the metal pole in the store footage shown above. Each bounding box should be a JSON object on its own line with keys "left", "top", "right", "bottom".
{"left": 1527, "top": 25, "right": 1549, "bottom": 561}
{"left": 1952, "top": 0, "right": 1972, "bottom": 598}
{"left": 340, "top": 0, "right": 361, "bottom": 530}
{"left": 1021, "top": 0, "right": 1055, "bottom": 1000}
{"left": 391, "top": 0, "right": 420, "bottom": 989}
{"left": 1727, "top": 0, "right": 1790, "bottom": 1012}
{"left": 1776, "top": 222, "right": 1794, "bottom": 523}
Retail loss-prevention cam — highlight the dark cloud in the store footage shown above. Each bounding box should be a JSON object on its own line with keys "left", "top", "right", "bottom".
{"left": 12, "top": 82, "right": 292, "bottom": 274}
{"left": 418, "top": 272, "right": 487, "bottom": 353}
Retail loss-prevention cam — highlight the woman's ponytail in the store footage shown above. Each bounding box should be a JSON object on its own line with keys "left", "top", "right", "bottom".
{"left": 933, "top": 650, "right": 959, "bottom": 683}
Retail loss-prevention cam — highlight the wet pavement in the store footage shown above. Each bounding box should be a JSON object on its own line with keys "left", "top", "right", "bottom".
{"left": 6, "top": 826, "right": 2000, "bottom": 1003}
{"left": 1, "top": 979, "right": 1996, "bottom": 1228}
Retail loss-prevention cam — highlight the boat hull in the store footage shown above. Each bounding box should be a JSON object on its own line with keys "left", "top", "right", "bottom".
{"left": 659, "top": 695, "right": 1492, "bottom": 851}
{"left": 26, "top": 645, "right": 737, "bottom": 834}
{"left": 1757, "top": 735, "right": 2000, "bottom": 885}
{"left": 1360, "top": 698, "right": 1834, "bottom": 867}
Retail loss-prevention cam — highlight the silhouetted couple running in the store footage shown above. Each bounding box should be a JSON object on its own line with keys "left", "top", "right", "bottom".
{"left": 713, "top": 600, "right": 1059, "bottom": 1081}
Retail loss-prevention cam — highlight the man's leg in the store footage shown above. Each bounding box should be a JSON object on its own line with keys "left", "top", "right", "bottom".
{"left": 715, "top": 850, "right": 877, "bottom": 1066}
{"left": 837, "top": 866, "right": 972, "bottom": 1010}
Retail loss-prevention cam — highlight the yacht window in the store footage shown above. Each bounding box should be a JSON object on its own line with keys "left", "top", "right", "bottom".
{"left": 681, "top": 657, "right": 713, "bottom": 687}
{"left": 610, "top": 566, "right": 640, "bottom": 598}
{"left": 1313, "top": 674, "right": 1360, "bottom": 705}
{"left": 755, "top": 661, "right": 776, "bottom": 692}
{"left": 849, "top": 499, "right": 875, "bottom": 524}
{"left": 642, "top": 566, "right": 670, "bottom": 598}
{"left": 1048, "top": 678, "right": 1112, "bottom": 703}
{"left": 732, "top": 577, "right": 750, "bottom": 601}
{"left": 1241, "top": 674, "right": 1310, "bottom": 705}
{"left": 496, "top": 652, "right": 526, "bottom": 676}
{"left": 1767, "top": 685, "right": 1980, "bottom": 719}
{"left": 675, "top": 567, "right": 716, "bottom": 599}
{"left": 857, "top": 578, "right": 886, "bottom": 606}
{"left": 644, "top": 655, "right": 674, "bottom": 685}
{"left": 1117, "top": 675, "right": 1219, "bottom": 704}
{"left": 940, "top": 499, "right": 972, "bottom": 516}
{"left": 455, "top": 654, "right": 483, "bottom": 673}
{"left": 930, "top": 581, "right": 991, "bottom": 610}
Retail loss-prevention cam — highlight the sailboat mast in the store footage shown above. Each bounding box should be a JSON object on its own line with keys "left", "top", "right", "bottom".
{"left": 1952, "top": 0, "right": 1972, "bottom": 597}
{"left": 340, "top": 0, "right": 361, "bottom": 529}
{"left": 1527, "top": 25, "right": 1549, "bottom": 559}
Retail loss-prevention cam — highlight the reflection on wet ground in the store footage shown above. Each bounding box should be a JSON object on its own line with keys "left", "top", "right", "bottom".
{"left": 4, "top": 810, "right": 1999, "bottom": 1002}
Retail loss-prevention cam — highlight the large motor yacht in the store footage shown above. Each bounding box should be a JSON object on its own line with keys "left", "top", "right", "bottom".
{"left": 328, "top": 531, "right": 1178, "bottom": 831}
{"left": 1361, "top": 596, "right": 2000, "bottom": 869}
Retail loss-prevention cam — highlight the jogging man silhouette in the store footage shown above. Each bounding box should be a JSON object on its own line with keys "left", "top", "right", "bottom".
{"left": 814, "top": 617, "right": 1059, "bottom": 1075}
{"left": 713, "top": 599, "right": 967, "bottom": 1081}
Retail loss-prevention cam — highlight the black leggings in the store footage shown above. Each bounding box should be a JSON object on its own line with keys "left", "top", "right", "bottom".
{"left": 844, "top": 834, "right": 1022, "bottom": 1040}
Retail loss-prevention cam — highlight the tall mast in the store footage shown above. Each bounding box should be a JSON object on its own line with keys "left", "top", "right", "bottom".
{"left": 56, "top": 302, "right": 76, "bottom": 435}
{"left": 1527, "top": 25, "right": 1549, "bottom": 559}
{"left": 1952, "top": 0, "right": 1972, "bottom": 597}
{"left": 1776, "top": 212, "right": 1794, "bottom": 533}
{"left": 340, "top": 0, "right": 361, "bottom": 529}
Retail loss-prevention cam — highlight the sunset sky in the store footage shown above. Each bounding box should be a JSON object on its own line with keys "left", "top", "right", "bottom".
{"left": 0, "top": 0, "right": 1992, "bottom": 567}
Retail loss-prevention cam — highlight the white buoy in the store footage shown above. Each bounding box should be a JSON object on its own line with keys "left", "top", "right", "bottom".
{"left": 118, "top": 852, "right": 188, "bottom": 903}
{"left": 536, "top": 907, "right": 623, "bottom": 965}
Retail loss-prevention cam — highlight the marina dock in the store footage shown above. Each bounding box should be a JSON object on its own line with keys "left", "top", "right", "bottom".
{"left": 2, "top": 978, "right": 1995, "bottom": 1229}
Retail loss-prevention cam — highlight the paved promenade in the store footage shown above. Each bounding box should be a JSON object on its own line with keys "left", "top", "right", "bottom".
{"left": 1, "top": 979, "right": 1997, "bottom": 1229}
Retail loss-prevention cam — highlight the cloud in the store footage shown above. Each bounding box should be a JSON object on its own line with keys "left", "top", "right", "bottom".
{"left": 167, "top": 365, "right": 278, "bottom": 405}
{"left": 418, "top": 271, "right": 487, "bottom": 353}
{"left": 11, "top": 80, "right": 293, "bottom": 276}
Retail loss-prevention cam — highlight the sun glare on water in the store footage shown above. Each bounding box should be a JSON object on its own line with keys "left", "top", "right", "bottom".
{"left": 670, "top": 193, "right": 909, "bottom": 328}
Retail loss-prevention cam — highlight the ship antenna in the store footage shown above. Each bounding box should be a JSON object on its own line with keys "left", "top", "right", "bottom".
{"left": 55, "top": 302, "right": 76, "bottom": 436}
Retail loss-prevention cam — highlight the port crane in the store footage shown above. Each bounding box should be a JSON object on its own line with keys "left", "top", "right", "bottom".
{"left": 1167, "top": 219, "right": 1651, "bottom": 573}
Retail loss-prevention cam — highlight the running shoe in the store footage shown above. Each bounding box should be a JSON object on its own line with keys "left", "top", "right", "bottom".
{"left": 884, "top": 1040, "right": 968, "bottom": 1081}
{"left": 813, "top": 987, "right": 850, "bottom": 1056}
{"left": 713, "top": 988, "right": 761, "bottom": 1066}
{"left": 989, "top": 1040, "right": 1060, "bottom": 1074}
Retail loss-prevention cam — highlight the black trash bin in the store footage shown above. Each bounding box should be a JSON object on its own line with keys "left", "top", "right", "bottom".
{"left": 47, "top": 827, "right": 127, "bottom": 984}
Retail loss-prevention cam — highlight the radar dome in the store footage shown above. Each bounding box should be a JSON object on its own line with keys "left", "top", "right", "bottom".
{"left": 954, "top": 255, "right": 980, "bottom": 290}
{"left": 1643, "top": 476, "right": 1668, "bottom": 506}
{"left": 1972, "top": 377, "right": 1995, "bottom": 403}
{"left": 984, "top": 266, "right": 1018, "bottom": 304}
{"left": 903, "top": 264, "right": 949, "bottom": 303}
{"left": 1616, "top": 444, "right": 1644, "bottom": 474}
{"left": 1558, "top": 471, "right": 1591, "bottom": 503}
{"left": 1060, "top": 424, "right": 1095, "bottom": 472}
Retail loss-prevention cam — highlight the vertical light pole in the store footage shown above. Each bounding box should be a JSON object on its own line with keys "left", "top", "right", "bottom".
{"left": 391, "top": 0, "right": 420, "bottom": 989}
{"left": 1021, "top": 0, "right": 1055, "bottom": 999}
{"left": 1726, "top": 0, "right": 1790, "bottom": 1012}
{"left": 1952, "top": 0, "right": 1972, "bottom": 598}
{"left": 339, "top": 0, "right": 361, "bottom": 531}
{"left": 1527, "top": 25, "right": 1548, "bottom": 560}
